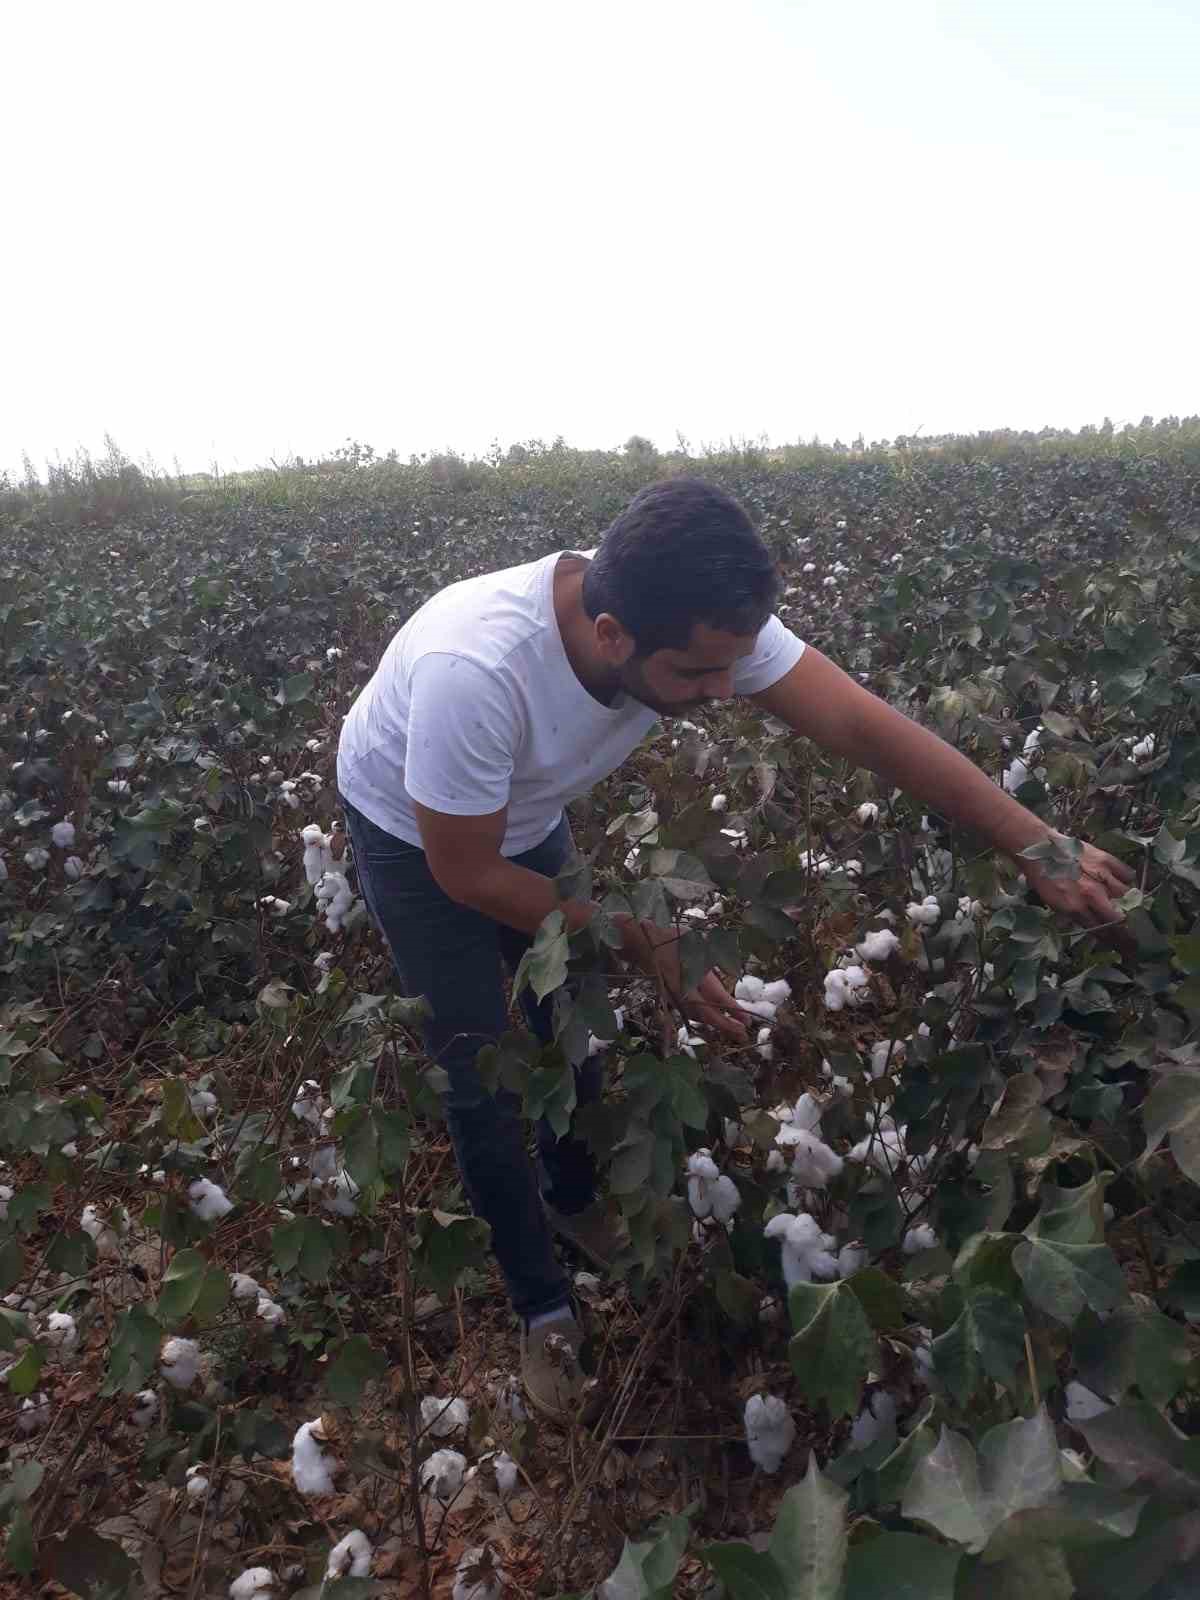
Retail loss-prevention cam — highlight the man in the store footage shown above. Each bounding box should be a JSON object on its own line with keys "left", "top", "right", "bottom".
{"left": 337, "top": 477, "right": 1132, "bottom": 1421}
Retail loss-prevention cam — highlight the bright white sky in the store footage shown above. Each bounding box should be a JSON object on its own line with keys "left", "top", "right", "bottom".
{"left": 3, "top": 0, "right": 1197, "bottom": 477}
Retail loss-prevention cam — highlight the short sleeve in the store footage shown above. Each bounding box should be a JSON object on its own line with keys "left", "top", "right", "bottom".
{"left": 733, "top": 615, "right": 807, "bottom": 695}
{"left": 403, "top": 652, "right": 518, "bottom": 816}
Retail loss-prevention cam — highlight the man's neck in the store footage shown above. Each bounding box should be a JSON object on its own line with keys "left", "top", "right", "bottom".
{"left": 553, "top": 556, "right": 622, "bottom": 706}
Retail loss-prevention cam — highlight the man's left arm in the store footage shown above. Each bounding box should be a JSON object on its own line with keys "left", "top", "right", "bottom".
{"left": 750, "top": 647, "right": 1134, "bottom": 928}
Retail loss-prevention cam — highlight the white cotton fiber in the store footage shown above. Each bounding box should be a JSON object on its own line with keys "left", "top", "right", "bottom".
{"left": 291, "top": 1419, "right": 336, "bottom": 1495}
{"left": 743, "top": 1394, "right": 795, "bottom": 1474}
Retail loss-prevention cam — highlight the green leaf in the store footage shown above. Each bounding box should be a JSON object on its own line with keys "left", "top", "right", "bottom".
{"left": 598, "top": 1511, "right": 692, "bottom": 1598}
{"left": 512, "top": 909, "right": 569, "bottom": 1003}
{"left": 413, "top": 1211, "right": 491, "bottom": 1300}
{"left": 901, "top": 1426, "right": 990, "bottom": 1552}
{"left": 4, "top": 1506, "right": 35, "bottom": 1577}
{"left": 932, "top": 1287, "right": 1025, "bottom": 1405}
{"left": 272, "top": 1215, "right": 336, "bottom": 1283}
{"left": 279, "top": 670, "right": 315, "bottom": 704}
{"left": 324, "top": 1335, "right": 388, "bottom": 1406}
{"left": 875, "top": 1408, "right": 936, "bottom": 1504}
{"left": 1141, "top": 1075, "right": 1200, "bottom": 1182}
{"left": 1078, "top": 1401, "right": 1200, "bottom": 1500}
{"left": 41, "top": 1524, "right": 138, "bottom": 1597}
{"left": 342, "top": 1105, "right": 381, "bottom": 1190}
{"left": 843, "top": 1266, "right": 906, "bottom": 1331}
{"left": 1075, "top": 1301, "right": 1193, "bottom": 1408}
{"left": 1164, "top": 1259, "right": 1200, "bottom": 1322}
{"left": 156, "top": 1248, "right": 229, "bottom": 1328}
{"left": 902, "top": 1410, "right": 1062, "bottom": 1554}
{"left": 610, "top": 1130, "right": 655, "bottom": 1194}
{"left": 703, "top": 1544, "right": 789, "bottom": 1600}
{"left": 787, "top": 1282, "right": 877, "bottom": 1419}
{"left": 5, "top": 1345, "right": 43, "bottom": 1396}
{"left": 981, "top": 1074, "right": 1050, "bottom": 1152}
{"left": 842, "top": 1531, "right": 961, "bottom": 1599}
{"left": 1013, "top": 1236, "right": 1127, "bottom": 1324}
{"left": 767, "top": 1453, "right": 848, "bottom": 1598}
{"left": 102, "top": 1303, "right": 162, "bottom": 1395}
{"left": 0, "top": 1237, "right": 24, "bottom": 1297}
{"left": 161, "top": 1076, "right": 205, "bottom": 1140}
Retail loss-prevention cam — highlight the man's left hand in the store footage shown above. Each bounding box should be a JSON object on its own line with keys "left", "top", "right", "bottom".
{"left": 1022, "top": 834, "right": 1136, "bottom": 930}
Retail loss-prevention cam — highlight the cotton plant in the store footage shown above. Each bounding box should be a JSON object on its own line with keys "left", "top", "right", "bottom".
{"left": 229, "top": 1568, "right": 277, "bottom": 1600}
{"left": 420, "top": 1448, "right": 467, "bottom": 1503}
{"left": 292, "top": 1418, "right": 337, "bottom": 1495}
{"left": 161, "top": 1337, "right": 201, "bottom": 1390}
{"left": 855, "top": 927, "right": 900, "bottom": 963}
{"left": 300, "top": 823, "right": 336, "bottom": 886}
{"left": 773, "top": 1095, "right": 843, "bottom": 1190}
{"left": 326, "top": 1529, "right": 372, "bottom": 1580}
{"left": 686, "top": 1151, "right": 741, "bottom": 1223}
{"left": 421, "top": 1394, "right": 470, "bottom": 1438}
{"left": 315, "top": 869, "right": 356, "bottom": 933}
{"left": 764, "top": 1212, "right": 840, "bottom": 1286}
{"left": 733, "top": 974, "right": 791, "bottom": 1021}
{"left": 189, "top": 1178, "right": 234, "bottom": 1222}
{"left": 906, "top": 895, "right": 940, "bottom": 926}
{"left": 44, "top": 1311, "right": 79, "bottom": 1356}
{"left": 823, "top": 962, "right": 870, "bottom": 1011}
{"left": 743, "top": 1394, "right": 796, "bottom": 1474}
{"left": 81, "top": 1202, "right": 129, "bottom": 1259}
{"left": 453, "top": 1545, "right": 505, "bottom": 1600}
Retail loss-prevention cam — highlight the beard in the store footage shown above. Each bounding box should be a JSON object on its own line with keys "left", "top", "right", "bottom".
{"left": 617, "top": 659, "right": 706, "bottom": 717}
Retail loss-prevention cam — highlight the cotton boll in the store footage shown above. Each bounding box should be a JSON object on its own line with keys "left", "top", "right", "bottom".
{"left": 1065, "top": 1381, "right": 1111, "bottom": 1422}
{"left": 186, "top": 1465, "right": 210, "bottom": 1500}
{"left": 326, "top": 1529, "right": 372, "bottom": 1580}
{"left": 45, "top": 1311, "right": 79, "bottom": 1355}
{"left": 676, "top": 1024, "right": 706, "bottom": 1059}
{"left": 131, "top": 1389, "right": 159, "bottom": 1429}
{"left": 1130, "top": 733, "right": 1156, "bottom": 764}
{"left": 710, "top": 793, "right": 728, "bottom": 812}
{"left": 256, "top": 1296, "right": 286, "bottom": 1328}
{"left": 453, "top": 1545, "right": 505, "bottom": 1600}
{"left": 24, "top": 847, "right": 49, "bottom": 870}
{"left": 906, "top": 897, "right": 940, "bottom": 927}
{"left": 189, "top": 1179, "right": 234, "bottom": 1222}
{"left": 161, "top": 1337, "right": 201, "bottom": 1390}
{"left": 300, "top": 824, "right": 335, "bottom": 886}
{"left": 1002, "top": 757, "right": 1031, "bottom": 794}
{"left": 687, "top": 1150, "right": 740, "bottom": 1221}
{"left": 493, "top": 1451, "right": 519, "bottom": 1499}
{"left": 760, "top": 979, "right": 791, "bottom": 1008}
{"left": 956, "top": 896, "right": 983, "bottom": 920}
{"left": 190, "top": 1088, "right": 218, "bottom": 1119}
{"left": 229, "top": 1568, "right": 276, "bottom": 1600}
{"left": 802, "top": 561, "right": 816, "bottom": 573}
{"left": 291, "top": 1080, "right": 325, "bottom": 1128}
{"left": 421, "top": 1395, "right": 470, "bottom": 1437}
{"left": 315, "top": 869, "right": 356, "bottom": 932}
{"left": 258, "top": 895, "right": 292, "bottom": 917}
{"left": 314, "top": 951, "right": 335, "bottom": 974}
{"left": 51, "top": 819, "right": 76, "bottom": 849}
{"left": 735, "top": 974, "right": 765, "bottom": 1003}
{"left": 823, "top": 970, "right": 849, "bottom": 1011}
{"left": 81, "top": 1203, "right": 127, "bottom": 1259}
{"left": 321, "top": 1170, "right": 360, "bottom": 1217}
{"left": 0, "top": 1186, "right": 12, "bottom": 1222}
{"left": 764, "top": 1213, "right": 839, "bottom": 1286}
{"left": 491, "top": 1374, "right": 528, "bottom": 1421}
{"left": 756, "top": 1026, "right": 774, "bottom": 1062}
{"left": 855, "top": 802, "right": 880, "bottom": 825}
{"left": 869, "top": 1039, "right": 903, "bottom": 1078}
{"left": 1023, "top": 726, "right": 1044, "bottom": 756}
{"left": 420, "top": 1448, "right": 467, "bottom": 1502}
{"left": 850, "top": 1390, "right": 897, "bottom": 1451}
{"left": 309, "top": 1143, "right": 338, "bottom": 1183}
{"left": 63, "top": 855, "right": 84, "bottom": 879}
{"left": 292, "top": 1419, "right": 336, "bottom": 1495}
{"left": 743, "top": 1394, "right": 796, "bottom": 1474}
{"left": 856, "top": 928, "right": 900, "bottom": 963}
{"left": 326, "top": 646, "right": 344, "bottom": 661}
{"left": 837, "top": 1243, "right": 868, "bottom": 1277}
{"left": 784, "top": 1129, "right": 844, "bottom": 1189}
{"left": 903, "top": 1224, "right": 939, "bottom": 1255}
{"left": 231, "top": 1273, "right": 262, "bottom": 1302}
{"left": 17, "top": 1393, "right": 51, "bottom": 1435}
{"left": 847, "top": 1127, "right": 906, "bottom": 1176}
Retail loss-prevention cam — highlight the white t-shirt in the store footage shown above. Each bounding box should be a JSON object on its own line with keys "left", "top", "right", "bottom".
{"left": 337, "top": 548, "right": 806, "bottom": 856}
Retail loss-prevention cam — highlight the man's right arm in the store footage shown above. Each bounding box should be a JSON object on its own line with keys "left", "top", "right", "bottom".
{"left": 414, "top": 803, "right": 749, "bottom": 1040}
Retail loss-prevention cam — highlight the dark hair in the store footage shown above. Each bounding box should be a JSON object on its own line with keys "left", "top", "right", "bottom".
{"left": 581, "top": 478, "right": 780, "bottom": 654}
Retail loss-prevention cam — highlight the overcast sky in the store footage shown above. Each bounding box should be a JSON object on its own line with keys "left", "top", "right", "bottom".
{"left": 3, "top": 0, "right": 1197, "bottom": 477}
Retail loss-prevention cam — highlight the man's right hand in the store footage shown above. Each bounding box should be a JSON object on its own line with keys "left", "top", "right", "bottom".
{"left": 617, "top": 917, "right": 750, "bottom": 1042}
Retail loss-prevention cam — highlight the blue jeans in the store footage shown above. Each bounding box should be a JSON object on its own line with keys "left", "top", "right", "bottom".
{"left": 343, "top": 800, "right": 602, "bottom": 1318}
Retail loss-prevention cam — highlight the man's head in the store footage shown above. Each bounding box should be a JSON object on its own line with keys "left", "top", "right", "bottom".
{"left": 580, "top": 477, "right": 780, "bottom": 714}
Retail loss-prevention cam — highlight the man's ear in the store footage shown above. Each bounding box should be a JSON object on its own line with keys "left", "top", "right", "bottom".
{"left": 594, "top": 612, "right": 635, "bottom": 665}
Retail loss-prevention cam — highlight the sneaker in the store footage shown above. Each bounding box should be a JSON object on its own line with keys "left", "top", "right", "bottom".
{"left": 543, "top": 1199, "right": 627, "bottom": 1272}
{"left": 520, "top": 1308, "right": 588, "bottom": 1425}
